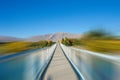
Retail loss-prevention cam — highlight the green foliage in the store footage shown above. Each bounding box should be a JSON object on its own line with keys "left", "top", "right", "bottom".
{"left": 83, "top": 40, "right": 120, "bottom": 53}
{"left": 30, "top": 40, "right": 54, "bottom": 48}
{"left": 82, "top": 29, "right": 113, "bottom": 40}
{"left": 0, "top": 40, "right": 54, "bottom": 55}
{"left": 47, "top": 40, "right": 53, "bottom": 46}
{"left": 0, "top": 42, "right": 32, "bottom": 54}
{"left": 61, "top": 38, "right": 72, "bottom": 46}
{"left": 61, "top": 38, "right": 83, "bottom": 46}
{"left": 61, "top": 29, "right": 120, "bottom": 54}
{"left": 69, "top": 39, "right": 83, "bottom": 46}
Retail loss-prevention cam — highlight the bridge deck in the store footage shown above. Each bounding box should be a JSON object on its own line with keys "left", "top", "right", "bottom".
{"left": 44, "top": 44, "right": 78, "bottom": 80}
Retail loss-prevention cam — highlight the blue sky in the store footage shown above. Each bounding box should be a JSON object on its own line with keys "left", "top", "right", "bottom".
{"left": 0, "top": 0, "right": 120, "bottom": 38}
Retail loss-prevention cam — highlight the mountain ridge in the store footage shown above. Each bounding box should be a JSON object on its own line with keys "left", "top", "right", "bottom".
{"left": 0, "top": 32, "right": 81, "bottom": 42}
{"left": 25, "top": 32, "right": 81, "bottom": 42}
{"left": 0, "top": 36, "right": 23, "bottom": 42}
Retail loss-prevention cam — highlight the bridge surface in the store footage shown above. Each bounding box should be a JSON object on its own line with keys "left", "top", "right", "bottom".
{"left": 43, "top": 44, "right": 78, "bottom": 80}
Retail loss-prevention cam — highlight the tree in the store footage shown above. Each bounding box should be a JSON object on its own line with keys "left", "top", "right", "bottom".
{"left": 61, "top": 38, "right": 72, "bottom": 46}
{"left": 82, "top": 29, "right": 110, "bottom": 40}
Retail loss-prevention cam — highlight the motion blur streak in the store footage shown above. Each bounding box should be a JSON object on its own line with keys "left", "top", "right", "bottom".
{"left": 0, "top": 44, "right": 56, "bottom": 80}
{"left": 61, "top": 44, "right": 120, "bottom": 80}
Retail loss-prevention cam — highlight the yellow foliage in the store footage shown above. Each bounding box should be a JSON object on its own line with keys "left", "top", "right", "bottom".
{"left": 0, "top": 40, "right": 54, "bottom": 55}
{"left": 0, "top": 42, "right": 32, "bottom": 54}
{"left": 82, "top": 40, "right": 120, "bottom": 53}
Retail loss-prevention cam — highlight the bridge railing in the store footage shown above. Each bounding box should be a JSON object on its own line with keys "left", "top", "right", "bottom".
{"left": 61, "top": 44, "right": 120, "bottom": 80}
{"left": 0, "top": 44, "right": 56, "bottom": 80}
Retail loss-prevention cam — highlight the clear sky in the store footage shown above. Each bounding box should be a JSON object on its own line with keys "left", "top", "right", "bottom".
{"left": 0, "top": 0, "right": 120, "bottom": 38}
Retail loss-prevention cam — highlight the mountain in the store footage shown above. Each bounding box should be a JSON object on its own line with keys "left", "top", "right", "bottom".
{"left": 0, "top": 32, "right": 81, "bottom": 42}
{"left": 25, "top": 32, "right": 81, "bottom": 42}
{"left": 0, "top": 36, "right": 23, "bottom": 42}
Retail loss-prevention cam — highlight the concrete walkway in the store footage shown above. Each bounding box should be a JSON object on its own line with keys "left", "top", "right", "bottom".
{"left": 43, "top": 44, "right": 78, "bottom": 80}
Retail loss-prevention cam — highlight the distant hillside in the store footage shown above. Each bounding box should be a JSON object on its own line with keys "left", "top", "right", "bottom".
{"left": 0, "top": 32, "right": 81, "bottom": 42}
{"left": 25, "top": 32, "right": 81, "bottom": 42}
{"left": 0, "top": 36, "right": 23, "bottom": 42}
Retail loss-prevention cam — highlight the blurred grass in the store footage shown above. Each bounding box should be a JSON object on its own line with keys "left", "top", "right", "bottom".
{"left": 61, "top": 29, "right": 120, "bottom": 54}
{"left": 0, "top": 40, "right": 54, "bottom": 55}
{"left": 82, "top": 40, "right": 120, "bottom": 53}
{"left": 62, "top": 39, "right": 120, "bottom": 54}
{"left": 0, "top": 42, "right": 31, "bottom": 54}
